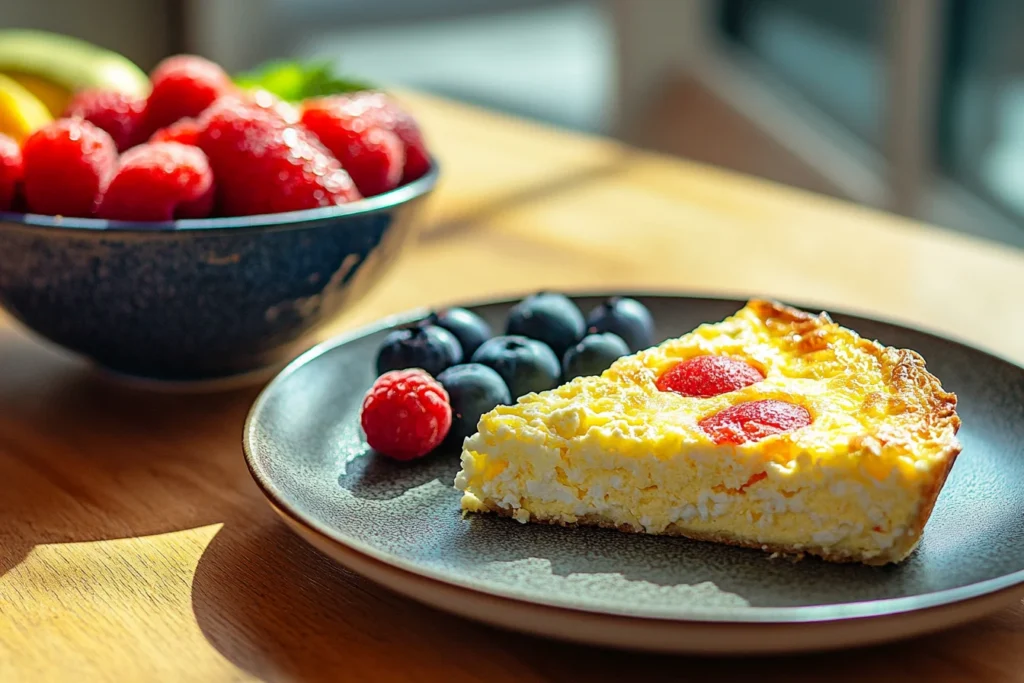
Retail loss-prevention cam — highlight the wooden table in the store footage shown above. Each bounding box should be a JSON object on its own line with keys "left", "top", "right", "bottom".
{"left": 2, "top": 92, "right": 1023, "bottom": 682}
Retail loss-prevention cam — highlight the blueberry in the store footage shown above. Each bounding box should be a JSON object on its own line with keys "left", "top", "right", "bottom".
{"left": 431, "top": 307, "right": 492, "bottom": 358}
{"left": 437, "top": 363, "right": 512, "bottom": 442}
{"left": 471, "top": 335, "right": 561, "bottom": 399}
{"left": 585, "top": 296, "right": 655, "bottom": 352}
{"left": 376, "top": 323, "right": 463, "bottom": 377}
{"left": 506, "top": 292, "right": 585, "bottom": 358}
{"left": 562, "top": 332, "right": 630, "bottom": 381}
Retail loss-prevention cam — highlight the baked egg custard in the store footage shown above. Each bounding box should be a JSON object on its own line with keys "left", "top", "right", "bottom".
{"left": 454, "top": 300, "right": 961, "bottom": 565}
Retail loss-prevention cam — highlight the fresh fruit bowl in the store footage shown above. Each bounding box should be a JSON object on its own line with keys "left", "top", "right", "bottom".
{"left": 0, "top": 31, "right": 441, "bottom": 383}
{"left": 0, "top": 166, "right": 437, "bottom": 383}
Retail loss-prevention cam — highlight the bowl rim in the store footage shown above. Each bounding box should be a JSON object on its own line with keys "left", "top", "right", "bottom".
{"left": 0, "top": 160, "right": 440, "bottom": 233}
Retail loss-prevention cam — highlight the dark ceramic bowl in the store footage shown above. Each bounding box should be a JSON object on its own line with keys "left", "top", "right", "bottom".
{"left": 0, "top": 164, "right": 439, "bottom": 385}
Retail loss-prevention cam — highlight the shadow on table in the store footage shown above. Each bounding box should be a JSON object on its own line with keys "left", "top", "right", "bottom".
{"left": 0, "top": 324, "right": 260, "bottom": 579}
{"left": 190, "top": 519, "right": 558, "bottom": 682}
{"left": 189, "top": 517, "right": 1024, "bottom": 683}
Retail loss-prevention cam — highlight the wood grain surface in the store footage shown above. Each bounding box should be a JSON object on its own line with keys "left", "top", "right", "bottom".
{"left": 1, "top": 92, "right": 1022, "bottom": 682}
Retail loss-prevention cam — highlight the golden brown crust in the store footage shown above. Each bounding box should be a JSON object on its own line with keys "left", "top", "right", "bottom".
{"left": 747, "top": 299, "right": 961, "bottom": 439}
{"left": 883, "top": 348, "right": 961, "bottom": 435}
{"left": 473, "top": 501, "right": 912, "bottom": 566}
{"left": 748, "top": 299, "right": 833, "bottom": 354}
{"left": 912, "top": 439, "right": 962, "bottom": 544}
{"left": 746, "top": 299, "right": 826, "bottom": 326}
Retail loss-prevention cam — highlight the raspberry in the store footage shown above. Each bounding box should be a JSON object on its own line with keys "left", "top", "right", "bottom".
{"left": 98, "top": 142, "right": 214, "bottom": 221}
{"left": 197, "top": 99, "right": 361, "bottom": 216}
{"left": 22, "top": 119, "right": 117, "bottom": 217}
{"left": 64, "top": 88, "right": 147, "bottom": 151}
{"left": 300, "top": 98, "right": 404, "bottom": 197}
{"left": 656, "top": 356, "right": 764, "bottom": 398}
{"left": 145, "top": 55, "right": 234, "bottom": 135}
{"left": 150, "top": 118, "right": 201, "bottom": 146}
{"left": 699, "top": 399, "right": 812, "bottom": 446}
{"left": 0, "top": 133, "right": 23, "bottom": 211}
{"left": 329, "top": 92, "right": 430, "bottom": 183}
{"left": 360, "top": 369, "right": 452, "bottom": 460}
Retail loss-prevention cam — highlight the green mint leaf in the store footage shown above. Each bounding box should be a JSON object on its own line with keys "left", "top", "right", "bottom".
{"left": 234, "top": 59, "right": 376, "bottom": 102}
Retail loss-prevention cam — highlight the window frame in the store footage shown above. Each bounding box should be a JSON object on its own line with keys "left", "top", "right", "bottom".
{"left": 612, "top": 0, "right": 1024, "bottom": 247}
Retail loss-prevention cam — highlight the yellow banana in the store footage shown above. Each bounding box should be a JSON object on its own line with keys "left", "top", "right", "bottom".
{"left": 0, "top": 72, "right": 53, "bottom": 142}
{"left": 3, "top": 71, "right": 72, "bottom": 116}
{"left": 0, "top": 30, "right": 150, "bottom": 100}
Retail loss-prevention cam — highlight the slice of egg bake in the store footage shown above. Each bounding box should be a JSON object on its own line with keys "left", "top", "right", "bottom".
{"left": 454, "top": 300, "right": 961, "bottom": 565}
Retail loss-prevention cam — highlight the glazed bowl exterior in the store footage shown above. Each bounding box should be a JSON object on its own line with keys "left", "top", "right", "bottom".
{"left": 0, "top": 165, "right": 439, "bottom": 383}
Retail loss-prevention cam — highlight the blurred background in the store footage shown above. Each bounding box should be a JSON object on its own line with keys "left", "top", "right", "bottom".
{"left": 3, "top": 0, "right": 1023, "bottom": 248}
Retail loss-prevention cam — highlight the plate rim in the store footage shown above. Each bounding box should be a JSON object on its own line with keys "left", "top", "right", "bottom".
{"left": 243, "top": 291, "right": 1024, "bottom": 626}
{"left": 268, "top": 500, "right": 1024, "bottom": 654}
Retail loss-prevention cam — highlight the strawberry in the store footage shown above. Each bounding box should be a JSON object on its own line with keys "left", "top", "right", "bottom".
{"left": 145, "top": 55, "right": 235, "bottom": 135}
{"left": 248, "top": 88, "right": 300, "bottom": 125}
{"left": 64, "top": 88, "right": 147, "bottom": 151}
{"left": 361, "top": 93, "right": 431, "bottom": 182}
{"left": 699, "top": 399, "right": 812, "bottom": 445}
{"left": 362, "top": 93, "right": 431, "bottom": 182}
{"left": 300, "top": 97, "right": 404, "bottom": 197}
{"left": 98, "top": 142, "right": 214, "bottom": 221}
{"left": 149, "top": 88, "right": 299, "bottom": 147}
{"left": 312, "top": 92, "right": 430, "bottom": 183}
{"left": 656, "top": 356, "right": 765, "bottom": 398}
{"left": 149, "top": 118, "right": 201, "bottom": 146}
{"left": 0, "top": 133, "right": 23, "bottom": 211}
{"left": 195, "top": 98, "right": 361, "bottom": 216}
{"left": 21, "top": 119, "right": 117, "bottom": 217}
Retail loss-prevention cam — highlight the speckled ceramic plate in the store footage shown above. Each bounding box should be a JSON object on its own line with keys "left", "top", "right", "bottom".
{"left": 243, "top": 295, "right": 1024, "bottom": 654}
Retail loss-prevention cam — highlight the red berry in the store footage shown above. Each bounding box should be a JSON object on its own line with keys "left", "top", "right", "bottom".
{"left": 329, "top": 92, "right": 430, "bottom": 183}
{"left": 248, "top": 89, "right": 300, "bottom": 125}
{"left": 196, "top": 98, "right": 361, "bottom": 216}
{"left": 149, "top": 89, "right": 297, "bottom": 147}
{"left": 180, "top": 182, "right": 215, "bottom": 219}
{"left": 0, "top": 134, "right": 23, "bottom": 211}
{"left": 145, "top": 55, "right": 234, "bottom": 135}
{"left": 98, "top": 142, "right": 214, "bottom": 221}
{"left": 22, "top": 119, "right": 117, "bottom": 217}
{"left": 150, "top": 118, "right": 201, "bottom": 146}
{"left": 392, "top": 119, "right": 430, "bottom": 182}
{"left": 360, "top": 369, "right": 452, "bottom": 460}
{"left": 64, "top": 88, "right": 147, "bottom": 151}
{"left": 656, "top": 356, "right": 764, "bottom": 398}
{"left": 372, "top": 95, "right": 431, "bottom": 183}
{"left": 699, "top": 400, "right": 812, "bottom": 446}
{"left": 300, "top": 97, "right": 404, "bottom": 197}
